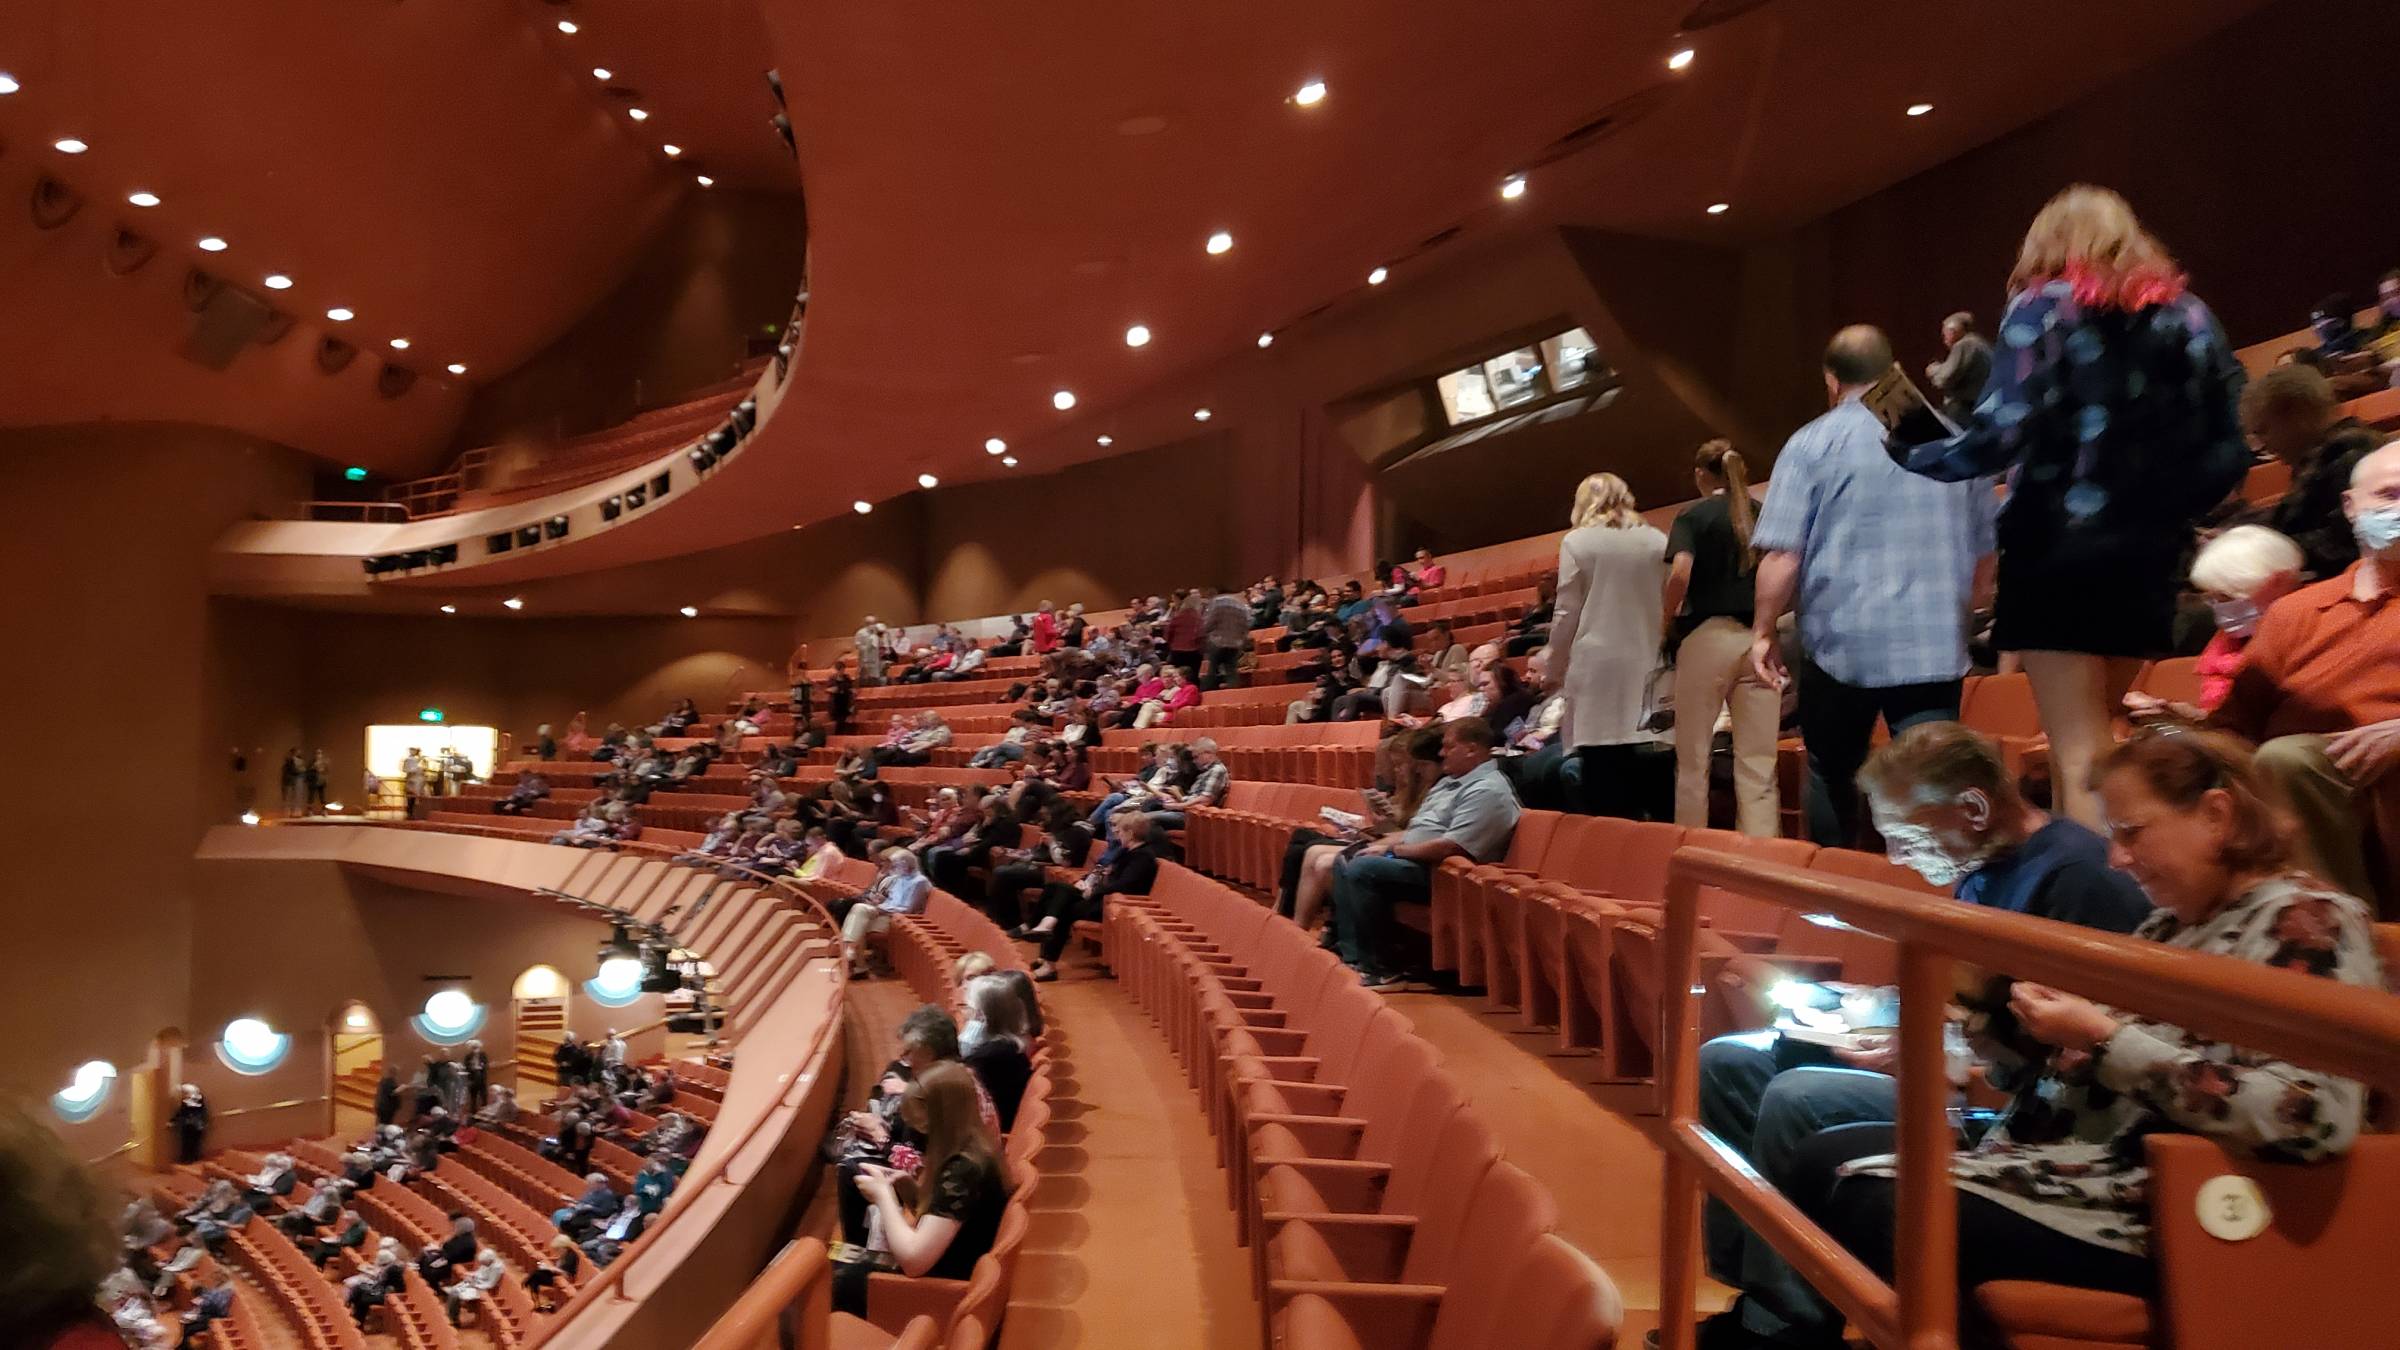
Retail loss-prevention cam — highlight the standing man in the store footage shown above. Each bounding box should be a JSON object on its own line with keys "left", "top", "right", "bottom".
{"left": 1202, "top": 587, "right": 1254, "bottom": 689}
{"left": 1924, "top": 310, "right": 1993, "bottom": 424}
{"left": 1749, "top": 326, "right": 1997, "bottom": 848}
{"left": 853, "top": 616, "right": 887, "bottom": 686}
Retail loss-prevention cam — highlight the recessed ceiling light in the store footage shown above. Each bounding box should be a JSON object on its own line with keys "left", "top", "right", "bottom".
{"left": 1096, "top": 435, "right": 1113, "bottom": 447}
{"left": 917, "top": 472, "right": 939, "bottom": 488}
{"left": 1292, "top": 79, "right": 1327, "bottom": 107}
{"left": 439, "top": 604, "right": 457, "bottom": 614}
{"left": 592, "top": 67, "right": 612, "bottom": 80}
{"left": 197, "top": 236, "right": 229, "bottom": 252}
{"left": 1367, "top": 266, "right": 1389, "bottom": 285}
{"left": 1668, "top": 48, "right": 1696, "bottom": 71}
{"left": 1124, "top": 324, "right": 1151, "bottom": 348}
{"left": 1500, "top": 174, "right": 1528, "bottom": 200}
{"left": 852, "top": 500, "right": 872, "bottom": 514}
{"left": 262, "top": 274, "right": 294, "bottom": 290}
{"left": 1193, "top": 408, "right": 1213, "bottom": 422}
{"left": 1206, "top": 230, "right": 1234, "bottom": 256}
{"left": 556, "top": 19, "right": 578, "bottom": 34}
{"left": 662, "top": 144, "right": 682, "bottom": 157}
{"left": 326, "top": 307, "right": 354, "bottom": 322}
{"left": 446, "top": 363, "right": 468, "bottom": 375}
{"left": 1706, "top": 202, "right": 1730, "bottom": 215}
{"left": 984, "top": 437, "right": 1007, "bottom": 455}
{"left": 1256, "top": 332, "right": 1275, "bottom": 349}
{"left": 695, "top": 174, "right": 714, "bottom": 187}
{"left": 1000, "top": 456, "right": 1018, "bottom": 467}
{"left": 679, "top": 606, "right": 699, "bottom": 618}
{"left": 627, "top": 107, "right": 649, "bottom": 121}
{"left": 1052, "top": 390, "right": 1077, "bottom": 411}
{"left": 127, "top": 190, "right": 161, "bottom": 208}
{"left": 502, "top": 597, "right": 525, "bottom": 610}
{"left": 53, "top": 137, "right": 88, "bottom": 155}
{"left": 1906, "top": 102, "right": 1934, "bottom": 117}
{"left": 389, "top": 338, "right": 411, "bottom": 350}
{"left": 0, "top": 73, "right": 19, "bottom": 95}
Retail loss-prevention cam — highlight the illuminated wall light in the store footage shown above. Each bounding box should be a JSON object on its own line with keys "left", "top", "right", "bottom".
{"left": 1906, "top": 102, "right": 1934, "bottom": 117}
{"left": 343, "top": 466, "right": 369, "bottom": 482}
{"left": 1000, "top": 456, "right": 1018, "bottom": 467}
{"left": 447, "top": 362, "right": 468, "bottom": 375}
{"left": 1124, "top": 324, "right": 1151, "bottom": 348}
{"left": 324, "top": 801, "right": 344, "bottom": 813}
{"left": 592, "top": 67, "right": 613, "bottom": 80}
{"left": 1193, "top": 408, "right": 1213, "bottom": 422}
{"left": 853, "top": 500, "right": 873, "bottom": 514}
{"left": 1706, "top": 202, "right": 1730, "bottom": 215}
{"left": 1367, "top": 266, "right": 1389, "bottom": 285}
{"left": 917, "top": 472, "right": 939, "bottom": 488}
{"left": 240, "top": 810, "right": 262, "bottom": 826}
{"left": 1256, "top": 332, "right": 1275, "bottom": 349}
{"left": 128, "top": 190, "right": 162, "bottom": 208}
{"left": 502, "top": 597, "right": 524, "bottom": 610}
{"left": 1205, "top": 230, "right": 1234, "bottom": 255}
{"left": 1668, "top": 47, "right": 1696, "bottom": 71}
{"left": 389, "top": 337, "right": 411, "bottom": 350}
{"left": 326, "top": 307, "right": 355, "bottom": 322}
{"left": 1095, "top": 435, "right": 1113, "bottom": 447}
{"left": 0, "top": 73, "right": 19, "bottom": 95}
{"left": 53, "top": 137, "right": 89, "bottom": 154}
{"left": 263, "top": 274, "right": 294, "bottom": 290}
{"left": 557, "top": 18, "right": 579, "bottom": 33}
{"left": 1500, "top": 174, "right": 1528, "bottom": 200}
{"left": 695, "top": 174, "right": 715, "bottom": 187}
{"left": 628, "top": 107, "right": 649, "bottom": 121}
{"left": 439, "top": 604, "right": 457, "bottom": 614}
{"left": 663, "top": 144, "right": 683, "bottom": 157}
{"left": 1292, "top": 79, "right": 1327, "bottom": 107}
{"left": 198, "top": 237, "right": 229, "bottom": 252}
{"left": 984, "top": 437, "right": 1007, "bottom": 455}
{"left": 1052, "top": 389, "right": 1077, "bottom": 411}
{"left": 679, "top": 605, "right": 699, "bottom": 618}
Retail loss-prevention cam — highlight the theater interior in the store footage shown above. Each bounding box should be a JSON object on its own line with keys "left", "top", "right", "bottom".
{"left": 6, "top": 2, "right": 2400, "bottom": 1348}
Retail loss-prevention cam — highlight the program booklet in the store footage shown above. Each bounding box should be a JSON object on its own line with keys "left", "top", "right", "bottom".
{"left": 1861, "top": 365, "right": 1962, "bottom": 445}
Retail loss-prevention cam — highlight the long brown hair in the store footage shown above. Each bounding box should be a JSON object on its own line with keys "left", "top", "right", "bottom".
{"left": 900, "top": 1062, "right": 1000, "bottom": 1217}
{"left": 2009, "top": 185, "right": 2185, "bottom": 308}
{"left": 2093, "top": 726, "right": 2293, "bottom": 876}
{"left": 1695, "top": 439, "right": 1756, "bottom": 573}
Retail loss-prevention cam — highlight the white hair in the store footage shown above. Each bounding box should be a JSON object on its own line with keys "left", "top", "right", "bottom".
{"left": 2190, "top": 525, "right": 2303, "bottom": 598}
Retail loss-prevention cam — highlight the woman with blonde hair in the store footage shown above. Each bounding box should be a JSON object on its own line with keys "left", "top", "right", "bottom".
{"left": 835, "top": 1061, "right": 1010, "bottom": 1316}
{"left": 1546, "top": 472, "right": 1669, "bottom": 817}
{"left": 1889, "top": 185, "right": 2247, "bottom": 830}
{"left": 1665, "top": 439, "right": 1779, "bottom": 835}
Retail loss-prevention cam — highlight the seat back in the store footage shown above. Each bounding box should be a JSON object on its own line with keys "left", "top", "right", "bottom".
{"left": 1502, "top": 808, "right": 1567, "bottom": 872}
{"left": 1434, "top": 1233, "right": 1625, "bottom": 1350}
{"left": 1380, "top": 1074, "right": 1470, "bottom": 1220}
{"left": 1395, "top": 1107, "right": 1504, "bottom": 1286}
{"left": 2136, "top": 657, "right": 2204, "bottom": 707}
{"left": 1346, "top": 1031, "right": 1443, "bottom": 1167}
{"left": 1961, "top": 672, "right": 2042, "bottom": 740}
{"left": 1411, "top": 1160, "right": 1558, "bottom": 1333}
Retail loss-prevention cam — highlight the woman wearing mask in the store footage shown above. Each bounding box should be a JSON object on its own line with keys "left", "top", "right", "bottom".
{"left": 1888, "top": 186, "right": 2248, "bottom": 830}
{"left": 2126, "top": 526, "right": 2303, "bottom": 721}
{"left": 1664, "top": 440, "right": 1780, "bottom": 835}
{"left": 1546, "top": 472, "right": 1670, "bottom": 818}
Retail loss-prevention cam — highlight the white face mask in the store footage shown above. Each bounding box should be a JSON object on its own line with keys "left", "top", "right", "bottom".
{"left": 2355, "top": 504, "right": 2400, "bottom": 555}
{"left": 1875, "top": 790, "right": 1991, "bottom": 889}
{"left": 2207, "top": 596, "right": 2262, "bottom": 640}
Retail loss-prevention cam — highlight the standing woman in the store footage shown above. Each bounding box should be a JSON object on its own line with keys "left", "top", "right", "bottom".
{"left": 169, "top": 1084, "right": 210, "bottom": 1164}
{"left": 1664, "top": 440, "right": 1780, "bottom": 836}
{"left": 1545, "top": 473, "right": 1669, "bottom": 818}
{"left": 281, "top": 749, "right": 308, "bottom": 817}
{"left": 1889, "top": 185, "right": 2247, "bottom": 828}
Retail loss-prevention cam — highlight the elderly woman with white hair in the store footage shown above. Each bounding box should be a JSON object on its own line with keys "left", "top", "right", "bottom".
{"left": 2127, "top": 525, "right": 2304, "bottom": 720}
{"left": 841, "top": 848, "right": 933, "bottom": 977}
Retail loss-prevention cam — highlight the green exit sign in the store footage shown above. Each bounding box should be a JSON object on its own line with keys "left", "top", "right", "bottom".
{"left": 418, "top": 708, "right": 444, "bottom": 723}
{"left": 344, "top": 466, "right": 369, "bottom": 482}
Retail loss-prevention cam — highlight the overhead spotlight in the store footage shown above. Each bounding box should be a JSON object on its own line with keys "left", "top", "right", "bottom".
{"left": 446, "top": 362, "right": 467, "bottom": 375}
{"left": 1000, "top": 456, "right": 1018, "bottom": 467}
{"left": 389, "top": 338, "right": 411, "bottom": 350}
{"left": 1193, "top": 408, "right": 1213, "bottom": 422}
{"left": 326, "top": 307, "right": 354, "bottom": 322}
{"left": 1124, "top": 324, "right": 1151, "bottom": 348}
{"left": 1206, "top": 230, "right": 1234, "bottom": 256}
{"left": 1906, "top": 102, "right": 1934, "bottom": 117}
{"left": 503, "top": 597, "right": 525, "bottom": 610}
{"left": 1095, "top": 435, "right": 1113, "bottom": 447}
{"left": 628, "top": 107, "right": 649, "bottom": 121}
{"left": 263, "top": 273, "right": 294, "bottom": 290}
{"left": 1706, "top": 202, "right": 1730, "bottom": 215}
{"left": 984, "top": 437, "right": 1007, "bottom": 455}
{"left": 439, "top": 604, "right": 457, "bottom": 614}
{"left": 695, "top": 174, "right": 715, "bottom": 188}
{"left": 197, "top": 236, "right": 229, "bottom": 252}
{"left": 852, "top": 500, "right": 872, "bottom": 514}
{"left": 53, "top": 137, "right": 88, "bottom": 155}
{"left": 556, "top": 19, "right": 579, "bottom": 33}
{"left": 1292, "top": 79, "right": 1328, "bottom": 107}
{"left": 1256, "top": 332, "right": 1275, "bottom": 349}
{"left": 128, "top": 190, "right": 161, "bottom": 208}
{"left": 0, "top": 73, "right": 18, "bottom": 95}
{"left": 1668, "top": 47, "right": 1696, "bottom": 71}
{"left": 1500, "top": 174, "right": 1528, "bottom": 200}
{"left": 1052, "top": 390, "right": 1077, "bottom": 411}
{"left": 917, "top": 472, "right": 939, "bottom": 488}
{"left": 1367, "top": 266, "right": 1389, "bottom": 285}
{"left": 679, "top": 605, "right": 699, "bottom": 618}
{"left": 662, "top": 144, "right": 683, "bottom": 157}
{"left": 592, "top": 66, "right": 612, "bottom": 80}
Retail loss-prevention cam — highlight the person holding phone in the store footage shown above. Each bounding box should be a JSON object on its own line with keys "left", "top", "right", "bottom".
{"left": 834, "top": 1063, "right": 1009, "bottom": 1315}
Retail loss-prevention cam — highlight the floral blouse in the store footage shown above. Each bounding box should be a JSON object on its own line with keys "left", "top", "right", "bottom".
{"left": 1853, "top": 874, "right": 2381, "bottom": 1254}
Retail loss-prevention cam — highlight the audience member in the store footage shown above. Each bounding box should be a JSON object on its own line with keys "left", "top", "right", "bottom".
{"left": 854, "top": 617, "right": 889, "bottom": 684}
{"left": 840, "top": 848, "right": 934, "bottom": 976}
{"left": 1923, "top": 310, "right": 1993, "bottom": 423}
{"left": 960, "top": 974, "right": 1034, "bottom": 1129}
{"left": 1146, "top": 737, "right": 1229, "bottom": 829}
{"left": 2126, "top": 526, "right": 2303, "bottom": 719}
{"left": 522, "top": 1235, "right": 581, "bottom": 1312}
{"left": 1203, "top": 586, "right": 1253, "bottom": 688}
{"left": 342, "top": 1251, "right": 405, "bottom": 1328}
{"left": 832, "top": 1063, "right": 1010, "bottom": 1318}
{"left": 169, "top": 1084, "right": 208, "bottom": 1164}
{"left": 2225, "top": 362, "right": 2381, "bottom": 579}
{"left": 1018, "top": 812, "right": 1158, "bottom": 979}
{"left": 1667, "top": 440, "right": 1778, "bottom": 835}
{"left": 1545, "top": 471, "right": 1668, "bottom": 818}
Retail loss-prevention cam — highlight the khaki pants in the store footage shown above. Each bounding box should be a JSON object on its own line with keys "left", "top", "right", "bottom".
{"left": 1674, "top": 617, "right": 1781, "bottom": 837}
{"left": 2254, "top": 735, "right": 2377, "bottom": 904}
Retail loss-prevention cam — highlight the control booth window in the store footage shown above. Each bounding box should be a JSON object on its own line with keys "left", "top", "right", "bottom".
{"left": 1434, "top": 326, "right": 1608, "bottom": 427}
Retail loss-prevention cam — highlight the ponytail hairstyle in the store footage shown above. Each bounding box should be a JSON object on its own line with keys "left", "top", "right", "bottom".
{"left": 1695, "top": 439, "right": 1757, "bottom": 573}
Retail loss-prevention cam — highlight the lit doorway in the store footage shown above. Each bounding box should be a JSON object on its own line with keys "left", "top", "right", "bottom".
{"left": 512, "top": 964, "right": 570, "bottom": 1094}
{"left": 330, "top": 1002, "right": 384, "bottom": 1136}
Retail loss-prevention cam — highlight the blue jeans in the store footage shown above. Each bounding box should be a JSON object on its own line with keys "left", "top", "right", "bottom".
{"left": 1697, "top": 1031, "right": 1896, "bottom": 1341}
{"left": 1147, "top": 810, "right": 1187, "bottom": 831}
{"left": 1087, "top": 792, "right": 1131, "bottom": 831}
{"left": 1328, "top": 854, "right": 1431, "bottom": 976}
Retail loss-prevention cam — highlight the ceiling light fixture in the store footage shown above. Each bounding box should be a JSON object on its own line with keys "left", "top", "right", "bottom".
{"left": 502, "top": 597, "right": 525, "bottom": 610}
{"left": 662, "top": 144, "right": 682, "bottom": 157}
{"left": 53, "top": 137, "right": 88, "bottom": 154}
{"left": 1292, "top": 79, "right": 1327, "bottom": 107}
{"left": 556, "top": 19, "right": 578, "bottom": 34}
{"left": 852, "top": 500, "right": 872, "bottom": 514}
{"left": 127, "top": 190, "right": 161, "bottom": 208}
{"left": 1124, "top": 324, "right": 1151, "bottom": 348}
{"left": 446, "top": 363, "right": 468, "bottom": 375}
{"left": 1906, "top": 102, "right": 1934, "bottom": 117}
{"left": 1500, "top": 174, "right": 1528, "bottom": 200}
{"left": 1193, "top": 408, "right": 1213, "bottom": 422}
{"left": 389, "top": 338, "right": 411, "bottom": 349}
{"left": 439, "top": 604, "right": 457, "bottom": 615}
{"left": 984, "top": 437, "right": 1007, "bottom": 455}
{"left": 326, "top": 308, "right": 354, "bottom": 322}
{"left": 1001, "top": 456, "right": 1018, "bottom": 467}
{"left": 592, "top": 67, "right": 612, "bottom": 80}
{"left": 262, "top": 274, "right": 293, "bottom": 290}
{"left": 1051, "top": 390, "right": 1076, "bottom": 411}
{"left": 0, "top": 73, "right": 19, "bottom": 95}
{"left": 917, "top": 472, "right": 939, "bottom": 488}
{"left": 1706, "top": 202, "right": 1730, "bottom": 215}
{"left": 1095, "top": 435, "right": 1113, "bottom": 447}
{"left": 627, "top": 107, "right": 649, "bottom": 121}
{"left": 1367, "top": 266, "right": 1389, "bottom": 285}
{"left": 679, "top": 606, "right": 699, "bottom": 618}
{"left": 1205, "top": 230, "right": 1234, "bottom": 256}
{"left": 1668, "top": 47, "right": 1696, "bottom": 71}
{"left": 1256, "top": 332, "right": 1275, "bottom": 349}
{"left": 197, "top": 236, "right": 229, "bottom": 252}
{"left": 695, "top": 174, "right": 714, "bottom": 187}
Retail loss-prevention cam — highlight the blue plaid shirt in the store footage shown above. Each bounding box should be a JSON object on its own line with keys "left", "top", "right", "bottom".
{"left": 1751, "top": 397, "right": 1997, "bottom": 688}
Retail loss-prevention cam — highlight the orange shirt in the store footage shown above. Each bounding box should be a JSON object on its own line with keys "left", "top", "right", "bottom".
{"left": 2213, "top": 563, "right": 2400, "bottom": 742}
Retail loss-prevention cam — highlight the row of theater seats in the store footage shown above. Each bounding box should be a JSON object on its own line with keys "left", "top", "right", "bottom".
{"left": 1097, "top": 861, "right": 1622, "bottom": 1349}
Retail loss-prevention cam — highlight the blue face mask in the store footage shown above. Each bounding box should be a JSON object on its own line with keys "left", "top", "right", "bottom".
{"left": 2357, "top": 505, "right": 2400, "bottom": 555}
{"left": 2208, "top": 596, "right": 2262, "bottom": 640}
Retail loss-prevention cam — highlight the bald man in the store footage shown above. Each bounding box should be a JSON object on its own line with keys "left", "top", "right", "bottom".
{"left": 1749, "top": 325, "right": 1999, "bottom": 848}
{"left": 2209, "top": 438, "right": 2400, "bottom": 912}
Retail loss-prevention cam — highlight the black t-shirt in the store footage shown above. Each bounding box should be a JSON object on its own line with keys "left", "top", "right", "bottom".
{"left": 1666, "top": 493, "right": 1756, "bottom": 630}
{"left": 924, "top": 1155, "right": 1009, "bottom": 1280}
{"left": 964, "top": 1039, "right": 1033, "bottom": 1132}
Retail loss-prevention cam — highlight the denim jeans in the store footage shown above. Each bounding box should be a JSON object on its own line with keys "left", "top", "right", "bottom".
{"left": 1328, "top": 854, "right": 1431, "bottom": 976}
{"left": 1086, "top": 791, "right": 1131, "bottom": 830}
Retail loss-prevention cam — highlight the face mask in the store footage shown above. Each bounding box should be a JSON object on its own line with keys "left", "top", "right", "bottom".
{"left": 2356, "top": 505, "right": 2400, "bottom": 555}
{"left": 2208, "top": 596, "right": 2262, "bottom": 640}
{"left": 1875, "top": 790, "right": 1992, "bottom": 889}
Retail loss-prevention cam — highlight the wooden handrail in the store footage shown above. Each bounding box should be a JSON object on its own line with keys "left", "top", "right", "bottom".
{"left": 690, "top": 1237, "right": 831, "bottom": 1350}
{"left": 1654, "top": 848, "right": 2400, "bottom": 1350}
{"left": 216, "top": 1095, "right": 328, "bottom": 1121}
{"left": 86, "top": 1138, "right": 140, "bottom": 1167}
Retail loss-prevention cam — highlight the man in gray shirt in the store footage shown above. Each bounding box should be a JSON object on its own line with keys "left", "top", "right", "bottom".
{"left": 1328, "top": 717, "right": 1522, "bottom": 989}
{"left": 1924, "top": 310, "right": 1993, "bottom": 424}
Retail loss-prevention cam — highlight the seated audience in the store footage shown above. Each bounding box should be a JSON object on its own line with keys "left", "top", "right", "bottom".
{"left": 1129, "top": 664, "right": 1201, "bottom": 729}
{"left": 871, "top": 712, "right": 953, "bottom": 769}
{"left": 1018, "top": 812, "right": 1159, "bottom": 980}
{"left": 343, "top": 1252, "right": 405, "bottom": 1328}
{"left": 443, "top": 1249, "right": 505, "bottom": 1327}
{"left": 2128, "top": 526, "right": 2303, "bottom": 719}
{"left": 491, "top": 768, "right": 551, "bottom": 815}
{"left": 832, "top": 1063, "right": 1011, "bottom": 1317}
{"left": 985, "top": 799, "right": 1096, "bottom": 928}
{"left": 840, "top": 848, "right": 934, "bottom": 976}
{"left": 960, "top": 974, "right": 1035, "bottom": 1130}
{"left": 523, "top": 1235, "right": 581, "bottom": 1313}
{"left": 1145, "top": 737, "right": 1229, "bottom": 829}
{"left": 2222, "top": 363, "right": 2381, "bottom": 580}
{"left": 927, "top": 795, "right": 1021, "bottom": 900}
{"left": 551, "top": 1173, "right": 622, "bottom": 1238}
{"left": 302, "top": 1208, "right": 369, "bottom": 1270}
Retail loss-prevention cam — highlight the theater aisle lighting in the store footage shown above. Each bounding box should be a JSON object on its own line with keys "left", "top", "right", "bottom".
{"left": 1206, "top": 230, "right": 1234, "bottom": 256}
{"left": 679, "top": 605, "right": 699, "bottom": 617}
{"left": 128, "top": 190, "right": 161, "bottom": 208}
{"left": 1292, "top": 79, "right": 1327, "bottom": 107}
{"left": 502, "top": 597, "right": 524, "bottom": 610}
{"left": 628, "top": 107, "right": 650, "bottom": 121}
{"left": 1668, "top": 47, "right": 1696, "bottom": 71}
{"left": 447, "top": 363, "right": 468, "bottom": 375}
{"left": 1124, "top": 324, "right": 1151, "bottom": 348}
{"left": 326, "top": 307, "right": 354, "bottom": 322}
{"left": 556, "top": 18, "right": 579, "bottom": 34}
{"left": 1257, "top": 332, "right": 1275, "bottom": 349}
{"left": 53, "top": 137, "right": 88, "bottom": 154}
{"left": 592, "top": 67, "right": 612, "bottom": 80}
{"left": 0, "top": 73, "right": 19, "bottom": 95}
{"left": 1907, "top": 102, "right": 1934, "bottom": 117}
{"left": 918, "top": 472, "right": 939, "bottom": 488}
{"left": 197, "top": 236, "right": 229, "bottom": 252}
{"left": 1000, "top": 456, "right": 1019, "bottom": 467}
{"left": 263, "top": 273, "right": 294, "bottom": 290}
{"left": 984, "top": 437, "right": 1007, "bottom": 455}
{"left": 439, "top": 604, "right": 457, "bottom": 614}
{"left": 1500, "top": 174, "right": 1528, "bottom": 200}
{"left": 1367, "top": 266, "right": 1389, "bottom": 285}
{"left": 1193, "top": 407, "right": 1213, "bottom": 421}
{"left": 1706, "top": 202, "right": 1730, "bottom": 215}
{"left": 1052, "top": 389, "right": 1077, "bottom": 411}
{"left": 389, "top": 337, "right": 411, "bottom": 349}
{"left": 1095, "top": 435, "right": 1113, "bottom": 447}
{"left": 853, "top": 500, "right": 873, "bottom": 514}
